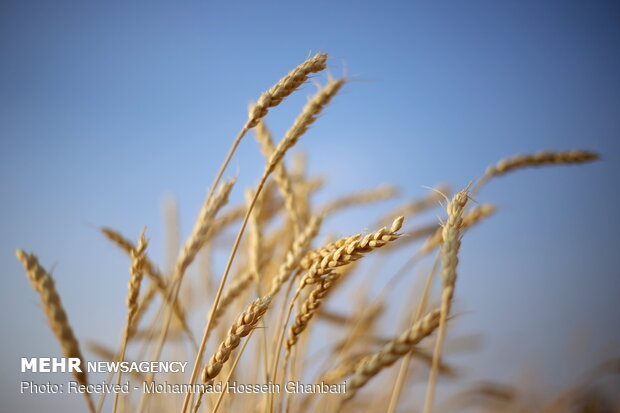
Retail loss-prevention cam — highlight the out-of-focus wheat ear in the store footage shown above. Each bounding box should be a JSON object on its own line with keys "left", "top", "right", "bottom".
{"left": 319, "top": 184, "right": 399, "bottom": 216}
{"left": 474, "top": 149, "right": 599, "bottom": 194}
{"left": 100, "top": 227, "right": 195, "bottom": 346}
{"left": 175, "top": 178, "right": 236, "bottom": 280}
{"left": 126, "top": 229, "right": 148, "bottom": 328}
{"left": 113, "top": 229, "right": 148, "bottom": 413}
{"left": 423, "top": 189, "right": 469, "bottom": 413}
{"left": 253, "top": 118, "right": 302, "bottom": 234}
{"left": 15, "top": 250, "right": 95, "bottom": 413}
{"left": 267, "top": 215, "right": 322, "bottom": 297}
{"left": 342, "top": 309, "right": 441, "bottom": 402}
{"left": 246, "top": 188, "right": 263, "bottom": 293}
{"left": 212, "top": 272, "right": 254, "bottom": 327}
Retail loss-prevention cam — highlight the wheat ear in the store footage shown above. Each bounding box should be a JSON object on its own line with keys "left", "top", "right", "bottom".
{"left": 300, "top": 216, "right": 404, "bottom": 287}
{"left": 342, "top": 309, "right": 442, "bottom": 402}
{"left": 474, "top": 150, "right": 599, "bottom": 194}
{"left": 286, "top": 271, "right": 341, "bottom": 351}
{"left": 269, "top": 217, "right": 405, "bottom": 412}
{"left": 191, "top": 297, "right": 271, "bottom": 413}
{"left": 16, "top": 250, "right": 95, "bottom": 413}
{"left": 423, "top": 189, "right": 469, "bottom": 413}
{"left": 112, "top": 229, "right": 148, "bottom": 413}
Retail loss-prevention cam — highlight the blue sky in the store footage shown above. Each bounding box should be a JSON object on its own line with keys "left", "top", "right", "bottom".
{"left": 1, "top": 1, "right": 619, "bottom": 411}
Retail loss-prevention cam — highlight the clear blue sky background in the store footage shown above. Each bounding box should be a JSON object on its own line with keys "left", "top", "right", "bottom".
{"left": 1, "top": 1, "right": 619, "bottom": 411}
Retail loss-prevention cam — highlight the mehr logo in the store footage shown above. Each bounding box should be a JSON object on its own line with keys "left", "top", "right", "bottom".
{"left": 21, "top": 358, "right": 82, "bottom": 373}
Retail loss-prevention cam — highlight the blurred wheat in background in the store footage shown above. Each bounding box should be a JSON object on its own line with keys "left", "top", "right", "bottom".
{"left": 15, "top": 53, "right": 617, "bottom": 413}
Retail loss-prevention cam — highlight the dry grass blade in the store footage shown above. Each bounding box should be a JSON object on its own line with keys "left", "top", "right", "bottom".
{"left": 15, "top": 250, "right": 95, "bottom": 413}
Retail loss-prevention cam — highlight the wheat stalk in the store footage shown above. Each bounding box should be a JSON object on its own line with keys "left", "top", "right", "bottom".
{"left": 423, "top": 189, "right": 469, "bottom": 413}
{"left": 15, "top": 250, "right": 95, "bottom": 413}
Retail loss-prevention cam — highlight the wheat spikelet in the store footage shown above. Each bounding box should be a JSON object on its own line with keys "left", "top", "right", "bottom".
{"left": 248, "top": 53, "right": 328, "bottom": 128}
{"left": 343, "top": 309, "right": 441, "bottom": 401}
{"left": 320, "top": 184, "right": 399, "bottom": 216}
{"left": 113, "top": 229, "right": 149, "bottom": 413}
{"left": 265, "top": 77, "right": 345, "bottom": 176}
{"left": 484, "top": 150, "right": 599, "bottom": 178}
{"left": 300, "top": 234, "right": 360, "bottom": 270}
{"left": 15, "top": 250, "right": 95, "bottom": 413}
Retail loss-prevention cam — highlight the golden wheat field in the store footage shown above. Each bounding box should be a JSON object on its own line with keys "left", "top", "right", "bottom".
{"left": 10, "top": 50, "right": 619, "bottom": 413}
